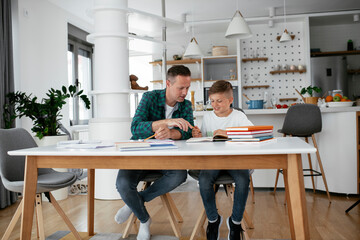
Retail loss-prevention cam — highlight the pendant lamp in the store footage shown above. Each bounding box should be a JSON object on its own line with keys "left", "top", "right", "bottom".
{"left": 184, "top": 37, "right": 202, "bottom": 58}
{"left": 279, "top": 0, "right": 292, "bottom": 42}
{"left": 225, "top": 10, "right": 252, "bottom": 39}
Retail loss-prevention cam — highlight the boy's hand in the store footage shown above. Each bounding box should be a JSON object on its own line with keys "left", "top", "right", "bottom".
{"left": 214, "top": 129, "right": 227, "bottom": 136}
{"left": 192, "top": 126, "right": 202, "bottom": 138}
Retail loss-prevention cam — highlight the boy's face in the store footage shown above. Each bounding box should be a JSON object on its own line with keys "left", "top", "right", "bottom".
{"left": 210, "top": 92, "right": 234, "bottom": 117}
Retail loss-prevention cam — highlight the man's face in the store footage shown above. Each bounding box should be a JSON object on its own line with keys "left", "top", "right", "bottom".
{"left": 166, "top": 75, "right": 191, "bottom": 104}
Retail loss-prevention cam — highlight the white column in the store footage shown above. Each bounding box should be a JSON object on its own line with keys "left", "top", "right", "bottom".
{"left": 88, "top": 0, "right": 132, "bottom": 199}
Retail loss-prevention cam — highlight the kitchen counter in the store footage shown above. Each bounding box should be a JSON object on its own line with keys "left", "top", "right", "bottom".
{"left": 193, "top": 106, "right": 360, "bottom": 194}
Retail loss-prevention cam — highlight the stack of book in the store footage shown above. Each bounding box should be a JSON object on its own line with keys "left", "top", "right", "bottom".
{"left": 116, "top": 139, "right": 178, "bottom": 151}
{"left": 225, "top": 125, "right": 275, "bottom": 143}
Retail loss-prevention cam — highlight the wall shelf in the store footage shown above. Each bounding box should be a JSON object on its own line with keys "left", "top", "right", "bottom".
{"left": 311, "top": 50, "right": 360, "bottom": 57}
{"left": 149, "top": 59, "right": 201, "bottom": 66}
{"left": 204, "top": 79, "right": 237, "bottom": 82}
{"left": 279, "top": 98, "right": 298, "bottom": 102}
{"left": 242, "top": 57, "right": 268, "bottom": 62}
{"left": 270, "top": 69, "right": 306, "bottom": 75}
{"left": 348, "top": 69, "right": 360, "bottom": 75}
{"left": 151, "top": 78, "right": 201, "bottom": 83}
{"left": 243, "top": 85, "right": 270, "bottom": 89}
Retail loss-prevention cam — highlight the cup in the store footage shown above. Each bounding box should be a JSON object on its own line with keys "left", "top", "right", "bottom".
{"left": 289, "top": 65, "right": 296, "bottom": 70}
{"left": 282, "top": 64, "right": 288, "bottom": 70}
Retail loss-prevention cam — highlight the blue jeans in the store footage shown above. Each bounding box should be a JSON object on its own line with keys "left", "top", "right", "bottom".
{"left": 116, "top": 170, "right": 187, "bottom": 223}
{"left": 199, "top": 170, "right": 250, "bottom": 222}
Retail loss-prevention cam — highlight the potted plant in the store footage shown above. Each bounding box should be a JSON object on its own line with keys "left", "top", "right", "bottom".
{"left": 3, "top": 85, "right": 91, "bottom": 141}
{"left": 300, "top": 85, "right": 322, "bottom": 105}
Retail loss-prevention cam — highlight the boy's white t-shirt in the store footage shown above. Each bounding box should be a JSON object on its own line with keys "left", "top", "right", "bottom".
{"left": 201, "top": 109, "right": 253, "bottom": 137}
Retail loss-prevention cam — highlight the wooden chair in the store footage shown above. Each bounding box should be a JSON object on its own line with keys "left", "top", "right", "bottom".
{"left": 122, "top": 172, "right": 183, "bottom": 238}
{"left": 0, "top": 128, "right": 81, "bottom": 240}
{"left": 188, "top": 170, "right": 254, "bottom": 240}
{"left": 273, "top": 104, "right": 331, "bottom": 203}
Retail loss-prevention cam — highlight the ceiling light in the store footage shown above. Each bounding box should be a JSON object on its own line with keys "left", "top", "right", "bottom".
{"left": 225, "top": 10, "right": 252, "bottom": 39}
{"left": 279, "top": 0, "right": 292, "bottom": 42}
{"left": 184, "top": 37, "right": 202, "bottom": 58}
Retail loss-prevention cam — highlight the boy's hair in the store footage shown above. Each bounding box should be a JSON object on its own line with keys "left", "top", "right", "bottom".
{"left": 167, "top": 65, "right": 191, "bottom": 84}
{"left": 208, "top": 80, "right": 233, "bottom": 97}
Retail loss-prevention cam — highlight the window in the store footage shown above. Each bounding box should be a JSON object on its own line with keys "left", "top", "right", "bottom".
{"left": 67, "top": 24, "right": 93, "bottom": 125}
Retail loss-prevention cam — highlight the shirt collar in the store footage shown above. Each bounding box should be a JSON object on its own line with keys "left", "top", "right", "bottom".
{"left": 158, "top": 88, "right": 180, "bottom": 111}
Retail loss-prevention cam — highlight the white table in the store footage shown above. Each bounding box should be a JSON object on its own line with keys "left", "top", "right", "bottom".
{"left": 9, "top": 137, "right": 316, "bottom": 240}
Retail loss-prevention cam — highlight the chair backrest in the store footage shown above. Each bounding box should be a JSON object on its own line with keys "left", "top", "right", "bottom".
{"left": 280, "top": 104, "right": 322, "bottom": 136}
{"left": 0, "top": 128, "right": 37, "bottom": 182}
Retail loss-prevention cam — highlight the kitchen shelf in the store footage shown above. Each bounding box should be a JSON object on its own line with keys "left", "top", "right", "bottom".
{"left": 242, "top": 57, "right": 268, "bottom": 63}
{"left": 204, "top": 79, "right": 237, "bottom": 82}
{"left": 270, "top": 69, "right": 306, "bottom": 75}
{"left": 276, "top": 35, "right": 295, "bottom": 41}
{"left": 348, "top": 69, "right": 360, "bottom": 75}
{"left": 279, "top": 98, "right": 298, "bottom": 102}
{"left": 311, "top": 50, "right": 360, "bottom": 57}
{"left": 243, "top": 85, "right": 270, "bottom": 89}
{"left": 151, "top": 78, "right": 201, "bottom": 83}
{"left": 149, "top": 59, "right": 201, "bottom": 66}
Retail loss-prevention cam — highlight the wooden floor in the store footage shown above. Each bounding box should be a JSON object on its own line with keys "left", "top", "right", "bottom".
{"left": 0, "top": 190, "right": 359, "bottom": 240}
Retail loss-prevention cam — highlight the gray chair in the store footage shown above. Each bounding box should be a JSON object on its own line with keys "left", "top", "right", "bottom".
{"left": 122, "top": 171, "right": 183, "bottom": 238}
{"left": 188, "top": 170, "right": 253, "bottom": 240}
{"left": 0, "top": 128, "right": 81, "bottom": 240}
{"left": 273, "top": 104, "right": 331, "bottom": 203}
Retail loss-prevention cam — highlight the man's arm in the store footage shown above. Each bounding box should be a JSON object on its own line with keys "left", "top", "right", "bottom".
{"left": 131, "top": 92, "right": 155, "bottom": 139}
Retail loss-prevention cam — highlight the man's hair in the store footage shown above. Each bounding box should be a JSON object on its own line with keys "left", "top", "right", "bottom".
{"left": 208, "top": 80, "right": 233, "bottom": 97}
{"left": 167, "top": 65, "right": 191, "bottom": 83}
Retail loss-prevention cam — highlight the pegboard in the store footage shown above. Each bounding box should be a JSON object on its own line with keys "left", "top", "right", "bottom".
{"left": 240, "top": 22, "right": 308, "bottom": 108}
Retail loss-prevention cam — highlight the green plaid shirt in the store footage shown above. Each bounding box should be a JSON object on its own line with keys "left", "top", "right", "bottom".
{"left": 131, "top": 89, "right": 194, "bottom": 140}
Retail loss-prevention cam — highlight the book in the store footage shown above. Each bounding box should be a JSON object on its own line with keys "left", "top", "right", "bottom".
{"left": 226, "top": 137, "right": 277, "bottom": 144}
{"left": 228, "top": 132, "right": 273, "bottom": 138}
{"left": 226, "top": 129, "right": 273, "bottom": 135}
{"left": 116, "top": 139, "right": 178, "bottom": 151}
{"left": 226, "top": 136, "right": 274, "bottom": 142}
{"left": 57, "top": 141, "right": 115, "bottom": 149}
{"left": 186, "top": 133, "right": 229, "bottom": 143}
{"left": 226, "top": 125, "right": 274, "bottom": 132}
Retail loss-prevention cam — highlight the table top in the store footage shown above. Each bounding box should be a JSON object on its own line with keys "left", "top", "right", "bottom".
{"left": 9, "top": 137, "right": 316, "bottom": 157}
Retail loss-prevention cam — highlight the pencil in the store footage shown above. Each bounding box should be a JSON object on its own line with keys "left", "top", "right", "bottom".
{"left": 143, "top": 134, "right": 156, "bottom": 141}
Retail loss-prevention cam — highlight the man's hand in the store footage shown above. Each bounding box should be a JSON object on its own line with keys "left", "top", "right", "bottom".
{"left": 192, "top": 126, "right": 202, "bottom": 138}
{"left": 152, "top": 118, "right": 193, "bottom": 132}
{"left": 154, "top": 126, "right": 171, "bottom": 140}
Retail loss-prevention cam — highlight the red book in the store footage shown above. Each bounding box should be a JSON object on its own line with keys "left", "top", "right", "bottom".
{"left": 226, "top": 125, "right": 273, "bottom": 132}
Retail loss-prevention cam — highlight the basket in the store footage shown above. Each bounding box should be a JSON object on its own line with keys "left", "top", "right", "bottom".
{"left": 212, "top": 46, "right": 228, "bottom": 56}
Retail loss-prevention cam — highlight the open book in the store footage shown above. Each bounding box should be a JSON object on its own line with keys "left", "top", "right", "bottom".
{"left": 186, "top": 133, "right": 229, "bottom": 143}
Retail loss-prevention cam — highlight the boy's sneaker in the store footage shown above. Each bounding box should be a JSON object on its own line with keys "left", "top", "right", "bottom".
{"left": 206, "top": 215, "right": 223, "bottom": 240}
{"left": 227, "top": 217, "right": 245, "bottom": 240}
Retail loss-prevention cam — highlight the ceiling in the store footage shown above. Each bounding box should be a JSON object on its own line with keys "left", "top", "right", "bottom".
{"left": 48, "top": 0, "right": 360, "bottom": 25}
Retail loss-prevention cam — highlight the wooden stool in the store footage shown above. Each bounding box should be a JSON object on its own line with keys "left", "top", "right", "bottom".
{"left": 122, "top": 172, "right": 183, "bottom": 238}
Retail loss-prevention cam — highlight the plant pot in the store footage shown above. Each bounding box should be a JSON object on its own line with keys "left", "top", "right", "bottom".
{"left": 304, "top": 97, "right": 319, "bottom": 105}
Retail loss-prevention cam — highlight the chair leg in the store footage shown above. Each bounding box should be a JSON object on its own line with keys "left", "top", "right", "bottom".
{"left": 241, "top": 221, "right": 251, "bottom": 240}
{"left": 122, "top": 213, "right": 137, "bottom": 238}
{"left": 305, "top": 137, "right": 316, "bottom": 193}
{"left": 35, "top": 194, "right": 45, "bottom": 240}
{"left": 312, "top": 135, "right": 331, "bottom": 203}
{"left": 249, "top": 175, "right": 255, "bottom": 203}
{"left": 189, "top": 207, "right": 206, "bottom": 240}
{"left": 160, "top": 194, "right": 181, "bottom": 238}
{"left": 48, "top": 192, "right": 82, "bottom": 240}
{"left": 1, "top": 200, "right": 23, "bottom": 240}
{"left": 273, "top": 169, "right": 280, "bottom": 194}
{"left": 167, "top": 193, "right": 183, "bottom": 223}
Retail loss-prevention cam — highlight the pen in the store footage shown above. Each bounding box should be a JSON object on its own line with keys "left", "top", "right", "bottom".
{"left": 143, "top": 134, "right": 156, "bottom": 141}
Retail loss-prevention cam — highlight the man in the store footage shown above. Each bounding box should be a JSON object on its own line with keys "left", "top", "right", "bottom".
{"left": 115, "top": 65, "right": 194, "bottom": 240}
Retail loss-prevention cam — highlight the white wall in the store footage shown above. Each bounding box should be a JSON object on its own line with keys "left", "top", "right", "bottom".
{"left": 12, "top": 0, "right": 93, "bottom": 133}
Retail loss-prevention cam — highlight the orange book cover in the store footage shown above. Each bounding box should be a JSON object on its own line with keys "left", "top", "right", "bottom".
{"left": 226, "top": 125, "right": 274, "bottom": 132}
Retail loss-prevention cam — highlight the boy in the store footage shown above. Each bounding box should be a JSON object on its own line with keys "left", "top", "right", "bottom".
{"left": 192, "top": 80, "right": 253, "bottom": 240}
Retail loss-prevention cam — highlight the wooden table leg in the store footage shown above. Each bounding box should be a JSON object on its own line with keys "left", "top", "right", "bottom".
{"left": 286, "top": 154, "right": 310, "bottom": 240}
{"left": 283, "top": 169, "right": 295, "bottom": 239}
{"left": 21, "top": 156, "right": 38, "bottom": 240}
{"left": 88, "top": 169, "right": 95, "bottom": 236}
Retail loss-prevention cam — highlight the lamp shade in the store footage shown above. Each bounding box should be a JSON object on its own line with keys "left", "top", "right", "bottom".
{"left": 279, "top": 29, "right": 292, "bottom": 42}
{"left": 225, "top": 10, "right": 252, "bottom": 39}
{"left": 184, "top": 37, "right": 203, "bottom": 58}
